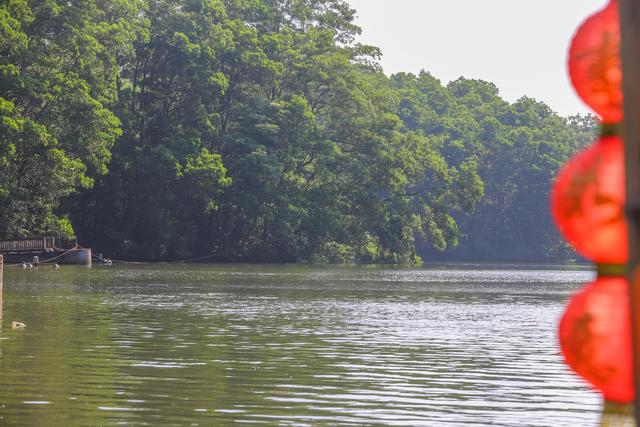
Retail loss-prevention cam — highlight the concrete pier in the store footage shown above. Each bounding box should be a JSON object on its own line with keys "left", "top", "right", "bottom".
{"left": 61, "top": 248, "right": 92, "bottom": 266}
{"left": 0, "top": 237, "right": 92, "bottom": 266}
{"left": 2, "top": 247, "right": 92, "bottom": 266}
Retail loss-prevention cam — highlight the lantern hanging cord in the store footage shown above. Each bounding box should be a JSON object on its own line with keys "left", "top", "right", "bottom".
{"left": 596, "top": 263, "right": 627, "bottom": 277}
{"left": 601, "top": 122, "right": 623, "bottom": 137}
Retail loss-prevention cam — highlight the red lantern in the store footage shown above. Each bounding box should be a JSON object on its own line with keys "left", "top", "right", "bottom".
{"left": 559, "top": 276, "right": 633, "bottom": 403}
{"left": 568, "top": 0, "right": 622, "bottom": 123}
{"left": 551, "top": 135, "right": 626, "bottom": 264}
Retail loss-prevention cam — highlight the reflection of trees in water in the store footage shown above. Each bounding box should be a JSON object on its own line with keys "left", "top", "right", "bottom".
{"left": 0, "top": 265, "right": 600, "bottom": 424}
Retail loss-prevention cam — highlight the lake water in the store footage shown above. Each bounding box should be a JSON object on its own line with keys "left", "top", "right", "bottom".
{"left": 0, "top": 264, "right": 602, "bottom": 426}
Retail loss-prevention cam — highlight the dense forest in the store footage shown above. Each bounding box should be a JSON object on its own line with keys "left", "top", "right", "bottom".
{"left": 1, "top": 0, "right": 598, "bottom": 263}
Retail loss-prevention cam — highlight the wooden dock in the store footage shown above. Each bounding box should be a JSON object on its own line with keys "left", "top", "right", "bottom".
{"left": 0, "top": 238, "right": 91, "bottom": 266}
{"left": 0, "top": 237, "right": 56, "bottom": 254}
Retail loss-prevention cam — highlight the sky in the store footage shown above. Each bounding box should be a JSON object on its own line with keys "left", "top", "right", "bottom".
{"left": 346, "top": 0, "right": 607, "bottom": 117}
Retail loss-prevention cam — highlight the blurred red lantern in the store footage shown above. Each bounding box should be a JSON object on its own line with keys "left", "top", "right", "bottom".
{"left": 559, "top": 276, "right": 633, "bottom": 403}
{"left": 568, "top": 0, "right": 622, "bottom": 123}
{"left": 551, "top": 135, "right": 627, "bottom": 264}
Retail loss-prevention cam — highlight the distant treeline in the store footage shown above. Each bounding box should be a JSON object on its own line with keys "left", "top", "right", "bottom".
{"left": 1, "top": 0, "right": 597, "bottom": 263}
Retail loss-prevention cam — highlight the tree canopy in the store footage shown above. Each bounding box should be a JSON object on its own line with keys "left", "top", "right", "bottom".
{"left": 0, "top": 0, "right": 597, "bottom": 263}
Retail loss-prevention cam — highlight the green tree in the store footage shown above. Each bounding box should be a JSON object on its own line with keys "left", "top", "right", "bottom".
{"left": 393, "top": 73, "right": 598, "bottom": 262}
{"left": 3, "top": 0, "right": 591, "bottom": 264}
{"left": 0, "top": 0, "right": 142, "bottom": 238}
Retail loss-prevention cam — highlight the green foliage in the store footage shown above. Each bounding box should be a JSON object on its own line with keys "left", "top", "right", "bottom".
{"left": 1, "top": 0, "right": 597, "bottom": 263}
{"left": 0, "top": 0, "right": 143, "bottom": 238}
{"left": 394, "top": 73, "right": 597, "bottom": 262}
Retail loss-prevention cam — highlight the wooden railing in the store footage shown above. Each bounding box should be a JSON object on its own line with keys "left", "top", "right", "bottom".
{"left": 0, "top": 237, "right": 56, "bottom": 253}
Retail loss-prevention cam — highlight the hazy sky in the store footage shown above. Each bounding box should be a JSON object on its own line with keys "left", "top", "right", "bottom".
{"left": 347, "top": 0, "right": 606, "bottom": 117}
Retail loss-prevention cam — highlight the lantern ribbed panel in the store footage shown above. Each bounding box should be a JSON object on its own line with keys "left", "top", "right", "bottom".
{"left": 551, "top": 136, "right": 626, "bottom": 264}
{"left": 568, "top": 0, "right": 622, "bottom": 124}
{"left": 560, "top": 277, "right": 633, "bottom": 403}
{"left": 556, "top": 0, "right": 631, "bottom": 406}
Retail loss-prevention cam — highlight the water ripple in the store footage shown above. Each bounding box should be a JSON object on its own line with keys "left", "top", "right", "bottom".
{"left": 0, "top": 264, "right": 600, "bottom": 426}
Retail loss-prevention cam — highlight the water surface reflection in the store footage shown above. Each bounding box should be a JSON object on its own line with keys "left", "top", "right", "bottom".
{"left": 0, "top": 264, "right": 598, "bottom": 425}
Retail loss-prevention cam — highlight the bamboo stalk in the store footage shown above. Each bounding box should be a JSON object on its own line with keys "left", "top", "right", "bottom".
{"left": 619, "top": 0, "right": 640, "bottom": 424}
